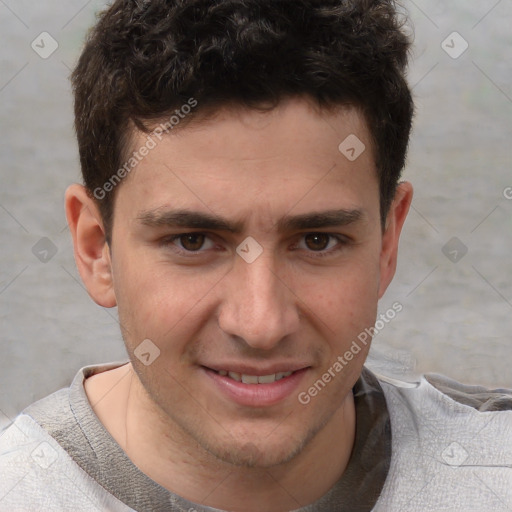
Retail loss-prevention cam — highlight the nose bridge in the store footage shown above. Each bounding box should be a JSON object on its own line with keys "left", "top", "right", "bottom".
{"left": 244, "top": 256, "right": 281, "bottom": 314}
{"left": 219, "top": 253, "right": 298, "bottom": 349}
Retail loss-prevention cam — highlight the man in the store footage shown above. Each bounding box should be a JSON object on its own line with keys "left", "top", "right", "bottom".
{"left": 1, "top": 0, "right": 511, "bottom": 510}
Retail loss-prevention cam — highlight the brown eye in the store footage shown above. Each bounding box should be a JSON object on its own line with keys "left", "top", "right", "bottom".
{"left": 304, "top": 233, "right": 330, "bottom": 251}
{"left": 179, "top": 233, "right": 205, "bottom": 251}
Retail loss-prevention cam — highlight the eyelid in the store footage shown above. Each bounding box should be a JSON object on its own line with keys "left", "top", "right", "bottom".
{"left": 160, "top": 231, "right": 351, "bottom": 257}
{"left": 294, "top": 233, "right": 351, "bottom": 255}
{"left": 161, "top": 232, "right": 217, "bottom": 255}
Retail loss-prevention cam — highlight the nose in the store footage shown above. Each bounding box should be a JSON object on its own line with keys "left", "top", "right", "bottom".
{"left": 217, "top": 252, "right": 300, "bottom": 351}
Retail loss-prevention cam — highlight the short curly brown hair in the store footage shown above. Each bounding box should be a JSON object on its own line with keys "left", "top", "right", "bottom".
{"left": 72, "top": 0, "right": 414, "bottom": 240}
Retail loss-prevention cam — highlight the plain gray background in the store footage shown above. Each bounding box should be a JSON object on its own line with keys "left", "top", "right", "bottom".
{"left": 1, "top": 0, "right": 511, "bottom": 430}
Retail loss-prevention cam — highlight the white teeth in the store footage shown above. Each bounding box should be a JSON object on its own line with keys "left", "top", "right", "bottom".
{"left": 219, "top": 370, "right": 294, "bottom": 383}
{"left": 258, "top": 374, "right": 276, "bottom": 384}
{"left": 241, "top": 374, "right": 259, "bottom": 384}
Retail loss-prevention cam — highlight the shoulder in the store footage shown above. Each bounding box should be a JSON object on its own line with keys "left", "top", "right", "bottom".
{"left": 423, "top": 373, "right": 512, "bottom": 411}
{"left": 377, "top": 371, "right": 512, "bottom": 451}
{"left": 378, "top": 371, "right": 512, "bottom": 425}
{"left": 0, "top": 363, "right": 134, "bottom": 511}
{"left": 0, "top": 387, "right": 71, "bottom": 464}
{"left": 0, "top": 389, "right": 72, "bottom": 501}
{"left": 372, "top": 371, "right": 512, "bottom": 511}
{"left": 0, "top": 408, "right": 133, "bottom": 511}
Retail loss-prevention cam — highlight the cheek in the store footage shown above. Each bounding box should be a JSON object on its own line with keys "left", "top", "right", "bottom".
{"left": 296, "top": 256, "right": 381, "bottom": 334}
{"left": 112, "top": 248, "right": 223, "bottom": 347}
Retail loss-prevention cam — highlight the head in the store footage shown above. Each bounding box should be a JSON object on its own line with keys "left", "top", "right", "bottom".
{"left": 72, "top": 0, "right": 413, "bottom": 239}
{"left": 66, "top": 0, "right": 414, "bottom": 468}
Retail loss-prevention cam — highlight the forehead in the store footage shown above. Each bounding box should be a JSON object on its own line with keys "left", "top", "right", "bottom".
{"left": 116, "top": 99, "right": 379, "bottom": 224}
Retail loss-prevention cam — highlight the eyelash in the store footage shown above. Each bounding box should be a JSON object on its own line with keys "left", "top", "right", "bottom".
{"left": 161, "top": 232, "right": 349, "bottom": 258}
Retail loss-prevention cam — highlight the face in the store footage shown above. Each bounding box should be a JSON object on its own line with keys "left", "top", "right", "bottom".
{"left": 100, "top": 99, "right": 407, "bottom": 468}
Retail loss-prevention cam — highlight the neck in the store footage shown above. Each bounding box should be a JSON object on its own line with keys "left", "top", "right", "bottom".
{"left": 86, "top": 363, "right": 356, "bottom": 512}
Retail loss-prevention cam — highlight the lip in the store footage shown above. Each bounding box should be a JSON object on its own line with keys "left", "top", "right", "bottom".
{"left": 202, "top": 366, "right": 310, "bottom": 407}
{"left": 205, "top": 363, "right": 309, "bottom": 376}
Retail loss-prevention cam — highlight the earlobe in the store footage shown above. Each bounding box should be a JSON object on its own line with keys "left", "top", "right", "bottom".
{"left": 65, "top": 184, "right": 117, "bottom": 308}
{"left": 378, "top": 181, "right": 413, "bottom": 299}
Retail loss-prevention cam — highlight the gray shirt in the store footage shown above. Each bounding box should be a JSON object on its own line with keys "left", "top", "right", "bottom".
{"left": 1, "top": 362, "right": 511, "bottom": 511}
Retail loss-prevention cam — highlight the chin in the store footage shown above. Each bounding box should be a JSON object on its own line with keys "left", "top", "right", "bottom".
{"left": 196, "top": 420, "right": 320, "bottom": 469}
{"left": 210, "top": 439, "right": 302, "bottom": 469}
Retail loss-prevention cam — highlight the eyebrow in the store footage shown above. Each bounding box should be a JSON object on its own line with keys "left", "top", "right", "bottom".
{"left": 136, "top": 208, "right": 364, "bottom": 233}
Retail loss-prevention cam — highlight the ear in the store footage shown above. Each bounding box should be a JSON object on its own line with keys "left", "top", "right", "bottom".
{"left": 65, "top": 184, "right": 117, "bottom": 308}
{"left": 378, "top": 181, "right": 413, "bottom": 299}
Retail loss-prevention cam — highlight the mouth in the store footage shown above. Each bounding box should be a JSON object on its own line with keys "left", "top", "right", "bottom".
{"left": 202, "top": 365, "right": 310, "bottom": 407}
{"left": 211, "top": 369, "right": 295, "bottom": 384}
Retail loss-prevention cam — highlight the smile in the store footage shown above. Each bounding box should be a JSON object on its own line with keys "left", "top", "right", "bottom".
{"left": 215, "top": 370, "right": 294, "bottom": 384}
{"left": 203, "top": 366, "right": 309, "bottom": 407}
